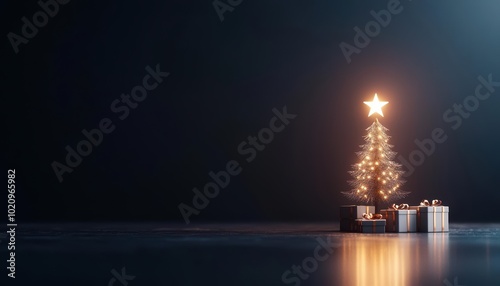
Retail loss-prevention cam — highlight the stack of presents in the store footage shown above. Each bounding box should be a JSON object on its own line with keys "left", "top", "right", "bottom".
{"left": 340, "top": 199, "right": 449, "bottom": 233}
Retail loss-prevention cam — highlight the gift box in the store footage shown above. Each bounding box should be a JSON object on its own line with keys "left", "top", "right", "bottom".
{"left": 410, "top": 206, "right": 449, "bottom": 232}
{"left": 354, "top": 219, "right": 386, "bottom": 233}
{"left": 380, "top": 209, "right": 417, "bottom": 232}
{"left": 340, "top": 205, "right": 375, "bottom": 219}
{"left": 340, "top": 218, "right": 357, "bottom": 232}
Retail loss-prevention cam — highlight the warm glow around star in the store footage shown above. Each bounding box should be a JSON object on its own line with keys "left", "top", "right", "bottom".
{"left": 364, "top": 94, "right": 388, "bottom": 117}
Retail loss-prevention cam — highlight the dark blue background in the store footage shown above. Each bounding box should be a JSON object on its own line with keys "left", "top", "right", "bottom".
{"left": 3, "top": 0, "right": 500, "bottom": 222}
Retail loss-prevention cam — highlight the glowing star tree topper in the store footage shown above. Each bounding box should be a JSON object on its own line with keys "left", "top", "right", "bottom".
{"left": 344, "top": 94, "right": 408, "bottom": 212}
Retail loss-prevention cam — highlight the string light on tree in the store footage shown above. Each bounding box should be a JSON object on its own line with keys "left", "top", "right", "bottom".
{"left": 343, "top": 93, "right": 408, "bottom": 211}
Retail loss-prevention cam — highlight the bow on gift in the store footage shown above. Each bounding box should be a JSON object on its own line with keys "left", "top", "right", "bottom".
{"left": 420, "top": 199, "right": 442, "bottom": 206}
{"left": 392, "top": 203, "right": 409, "bottom": 210}
{"left": 362, "top": 213, "right": 383, "bottom": 219}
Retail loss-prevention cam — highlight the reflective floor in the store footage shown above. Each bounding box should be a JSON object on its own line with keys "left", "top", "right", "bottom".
{"left": 3, "top": 223, "right": 499, "bottom": 285}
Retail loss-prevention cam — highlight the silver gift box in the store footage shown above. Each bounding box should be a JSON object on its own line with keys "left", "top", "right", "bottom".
{"left": 380, "top": 209, "right": 417, "bottom": 232}
{"left": 410, "top": 206, "right": 449, "bottom": 232}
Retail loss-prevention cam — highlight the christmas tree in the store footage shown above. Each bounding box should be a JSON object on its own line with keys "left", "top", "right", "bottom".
{"left": 344, "top": 94, "right": 408, "bottom": 212}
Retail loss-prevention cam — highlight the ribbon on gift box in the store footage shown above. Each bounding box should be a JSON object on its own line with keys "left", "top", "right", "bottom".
{"left": 419, "top": 199, "right": 442, "bottom": 206}
{"left": 362, "top": 213, "right": 383, "bottom": 219}
{"left": 389, "top": 203, "right": 412, "bottom": 232}
{"left": 361, "top": 213, "right": 383, "bottom": 232}
{"left": 392, "top": 203, "right": 409, "bottom": 210}
{"left": 419, "top": 199, "right": 445, "bottom": 231}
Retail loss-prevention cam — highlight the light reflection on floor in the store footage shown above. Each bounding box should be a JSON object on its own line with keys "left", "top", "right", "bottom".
{"left": 335, "top": 233, "right": 449, "bottom": 286}
{"left": 7, "top": 223, "right": 500, "bottom": 286}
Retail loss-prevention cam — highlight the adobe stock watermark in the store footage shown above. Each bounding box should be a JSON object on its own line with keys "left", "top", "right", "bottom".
{"left": 213, "top": 0, "right": 243, "bottom": 22}
{"left": 339, "top": 0, "right": 405, "bottom": 64}
{"left": 108, "top": 267, "right": 135, "bottom": 286}
{"left": 178, "top": 105, "right": 297, "bottom": 224}
{"left": 7, "top": 0, "right": 71, "bottom": 54}
{"left": 51, "top": 64, "right": 170, "bottom": 183}
{"left": 281, "top": 237, "right": 340, "bottom": 286}
{"left": 398, "top": 74, "right": 500, "bottom": 177}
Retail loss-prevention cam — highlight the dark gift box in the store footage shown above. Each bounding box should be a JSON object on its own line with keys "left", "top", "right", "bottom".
{"left": 340, "top": 205, "right": 375, "bottom": 219}
{"left": 354, "top": 219, "right": 386, "bottom": 233}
